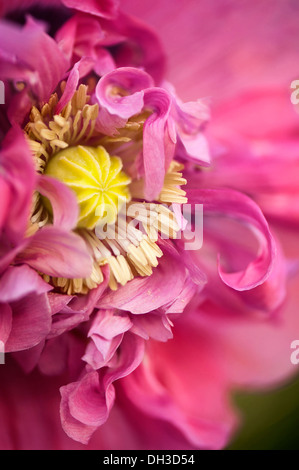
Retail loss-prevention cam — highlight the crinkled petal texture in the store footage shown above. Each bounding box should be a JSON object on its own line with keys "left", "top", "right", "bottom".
{"left": 0, "top": 0, "right": 298, "bottom": 453}
{"left": 0, "top": 17, "right": 68, "bottom": 123}
{"left": 1, "top": 272, "right": 299, "bottom": 450}
{"left": 0, "top": 127, "right": 36, "bottom": 248}
{"left": 186, "top": 188, "right": 276, "bottom": 291}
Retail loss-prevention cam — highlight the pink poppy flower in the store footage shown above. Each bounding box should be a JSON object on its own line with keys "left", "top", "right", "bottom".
{"left": 0, "top": 0, "right": 298, "bottom": 450}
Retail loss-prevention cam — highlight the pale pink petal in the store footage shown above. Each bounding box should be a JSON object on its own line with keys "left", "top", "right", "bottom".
{"left": 60, "top": 380, "right": 99, "bottom": 445}
{"left": 0, "top": 265, "right": 52, "bottom": 303}
{"left": 121, "top": 337, "right": 236, "bottom": 450}
{"left": 143, "top": 87, "right": 172, "bottom": 200}
{"left": 99, "top": 252, "right": 187, "bottom": 314}
{"left": 95, "top": 67, "right": 153, "bottom": 135}
{"left": 16, "top": 226, "right": 93, "bottom": 279}
{"left": 0, "top": 126, "right": 36, "bottom": 244}
{"left": 61, "top": 332, "right": 144, "bottom": 444}
{"left": 5, "top": 293, "right": 51, "bottom": 352}
{"left": 88, "top": 309, "right": 132, "bottom": 340}
{"left": 131, "top": 312, "right": 173, "bottom": 342}
{"left": 37, "top": 175, "right": 79, "bottom": 231}
{"left": 0, "top": 17, "right": 68, "bottom": 122}
{"left": 187, "top": 188, "right": 276, "bottom": 291}
{"left": 55, "top": 58, "right": 95, "bottom": 114}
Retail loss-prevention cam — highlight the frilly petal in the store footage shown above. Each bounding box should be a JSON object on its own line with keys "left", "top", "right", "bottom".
{"left": 0, "top": 17, "right": 68, "bottom": 123}
{"left": 0, "top": 265, "right": 52, "bottom": 303}
{"left": 95, "top": 67, "right": 153, "bottom": 134}
{"left": 60, "top": 332, "right": 144, "bottom": 444}
{"left": 37, "top": 175, "right": 79, "bottom": 231}
{"left": 143, "top": 87, "right": 172, "bottom": 200}
{"left": 5, "top": 293, "right": 51, "bottom": 352}
{"left": 99, "top": 251, "right": 187, "bottom": 314}
{"left": 187, "top": 188, "right": 276, "bottom": 291}
{"left": 16, "top": 226, "right": 93, "bottom": 279}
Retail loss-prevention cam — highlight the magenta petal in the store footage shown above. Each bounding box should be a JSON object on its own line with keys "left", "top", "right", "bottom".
{"left": 131, "top": 313, "right": 173, "bottom": 342}
{"left": 55, "top": 58, "right": 95, "bottom": 114}
{"left": 84, "top": 310, "right": 132, "bottom": 368}
{"left": 187, "top": 188, "right": 276, "bottom": 291}
{"left": 60, "top": 381, "right": 98, "bottom": 445}
{"left": 143, "top": 88, "right": 172, "bottom": 200}
{"left": 0, "top": 17, "right": 68, "bottom": 122}
{"left": 83, "top": 336, "right": 123, "bottom": 369}
{"left": 89, "top": 309, "right": 132, "bottom": 340}
{"left": 68, "top": 371, "right": 115, "bottom": 427}
{"left": 1, "top": 127, "right": 36, "bottom": 244}
{"left": 61, "top": 333, "right": 144, "bottom": 444}
{"left": 5, "top": 293, "right": 51, "bottom": 352}
{"left": 96, "top": 67, "right": 153, "bottom": 119}
{"left": 0, "top": 178, "right": 10, "bottom": 231}
{"left": 238, "top": 235, "right": 287, "bottom": 313}
{"left": 99, "top": 252, "right": 186, "bottom": 313}
{"left": 17, "top": 226, "right": 93, "bottom": 278}
{"left": 104, "top": 332, "right": 145, "bottom": 384}
{"left": 37, "top": 175, "right": 79, "bottom": 231}
{"left": 95, "top": 67, "right": 154, "bottom": 135}
{"left": 169, "top": 87, "right": 211, "bottom": 165}
{"left": 0, "top": 303, "right": 12, "bottom": 344}
{"left": 0, "top": 265, "right": 52, "bottom": 303}
{"left": 62, "top": 0, "right": 120, "bottom": 19}
{"left": 107, "top": 12, "right": 166, "bottom": 85}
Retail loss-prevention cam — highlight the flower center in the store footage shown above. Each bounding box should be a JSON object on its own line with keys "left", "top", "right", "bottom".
{"left": 44, "top": 145, "right": 131, "bottom": 229}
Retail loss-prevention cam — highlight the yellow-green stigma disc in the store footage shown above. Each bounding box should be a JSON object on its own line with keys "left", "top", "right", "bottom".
{"left": 44, "top": 145, "right": 131, "bottom": 229}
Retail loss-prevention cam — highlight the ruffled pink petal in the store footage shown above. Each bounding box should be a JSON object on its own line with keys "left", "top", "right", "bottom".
{"left": 61, "top": 332, "right": 144, "bottom": 444}
{"left": 48, "top": 267, "right": 109, "bottom": 339}
{"left": 37, "top": 175, "right": 79, "bottom": 231}
{"left": 16, "top": 226, "right": 93, "bottom": 279}
{"left": 83, "top": 309, "right": 132, "bottom": 368}
{"left": 130, "top": 312, "right": 173, "bottom": 342}
{"left": 62, "top": 0, "right": 120, "bottom": 19}
{"left": 186, "top": 188, "right": 276, "bottom": 291}
{"left": 5, "top": 293, "right": 51, "bottom": 352}
{"left": 166, "top": 83, "right": 211, "bottom": 165}
{"left": 121, "top": 335, "right": 236, "bottom": 450}
{"left": 56, "top": 14, "right": 116, "bottom": 78}
{"left": 95, "top": 67, "right": 153, "bottom": 135}
{"left": 189, "top": 280, "right": 299, "bottom": 388}
{"left": 0, "top": 126, "right": 36, "bottom": 244}
{"left": 55, "top": 57, "right": 95, "bottom": 114}
{"left": 102, "top": 12, "right": 166, "bottom": 85}
{"left": 0, "top": 265, "right": 52, "bottom": 303}
{"left": 143, "top": 87, "right": 172, "bottom": 200}
{"left": 0, "top": 17, "right": 68, "bottom": 123}
{"left": 164, "top": 277, "right": 199, "bottom": 314}
{"left": 88, "top": 309, "right": 132, "bottom": 340}
{"left": 99, "top": 251, "right": 187, "bottom": 314}
{"left": 236, "top": 234, "right": 287, "bottom": 313}
{"left": 83, "top": 338, "right": 122, "bottom": 370}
